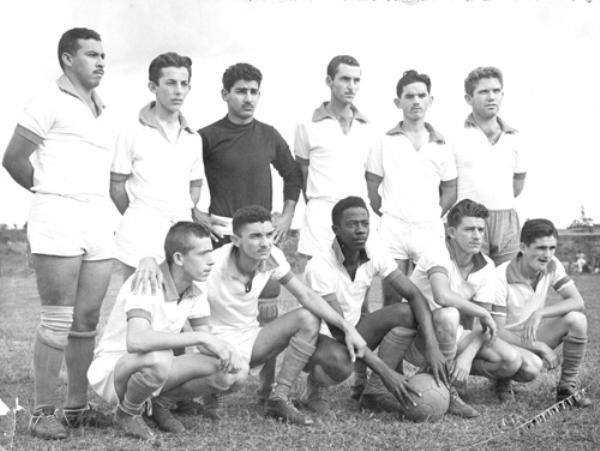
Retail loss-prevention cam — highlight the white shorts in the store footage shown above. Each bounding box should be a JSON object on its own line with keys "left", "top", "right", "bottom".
{"left": 212, "top": 326, "right": 263, "bottom": 375}
{"left": 115, "top": 206, "right": 191, "bottom": 267}
{"left": 299, "top": 198, "right": 379, "bottom": 257}
{"left": 28, "top": 194, "right": 116, "bottom": 260}
{"left": 378, "top": 215, "right": 445, "bottom": 262}
{"left": 87, "top": 352, "right": 164, "bottom": 404}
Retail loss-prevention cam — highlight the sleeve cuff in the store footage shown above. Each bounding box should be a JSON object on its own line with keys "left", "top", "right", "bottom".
{"left": 15, "top": 124, "right": 43, "bottom": 146}
{"left": 126, "top": 308, "right": 152, "bottom": 323}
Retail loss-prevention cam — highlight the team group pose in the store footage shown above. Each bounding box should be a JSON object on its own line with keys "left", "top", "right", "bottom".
{"left": 1, "top": 27, "right": 591, "bottom": 442}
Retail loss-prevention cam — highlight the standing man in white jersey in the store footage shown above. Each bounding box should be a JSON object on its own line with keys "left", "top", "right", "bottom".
{"left": 2, "top": 28, "right": 114, "bottom": 439}
{"left": 366, "top": 70, "right": 457, "bottom": 303}
{"left": 454, "top": 67, "right": 527, "bottom": 265}
{"left": 295, "top": 55, "right": 376, "bottom": 258}
{"left": 110, "top": 52, "right": 205, "bottom": 280}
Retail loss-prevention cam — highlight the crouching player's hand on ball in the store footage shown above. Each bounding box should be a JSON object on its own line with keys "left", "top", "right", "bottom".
{"left": 422, "top": 344, "right": 450, "bottom": 388}
{"left": 381, "top": 369, "right": 422, "bottom": 409}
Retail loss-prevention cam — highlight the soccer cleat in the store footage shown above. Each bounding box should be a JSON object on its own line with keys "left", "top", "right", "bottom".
{"left": 58, "top": 403, "right": 112, "bottom": 428}
{"left": 151, "top": 399, "right": 185, "bottom": 433}
{"left": 114, "top": 410, "right": 156, "bottom": 441}
{"left": 494, "top": 378, "right": 514, "bottom": 403}
{"left": 300, "top": 375, "right": 330, "bottom": 414}
{"left": 359, "top": 392, "right": 403, "bottom": 413}
{"left": 29, "top": 407, "right": 68, "bottom": 440}
{"left": 200, "top": 392, "right": 223, "bottom": 420}
{"left": 265, "top": 397, "right": 314, "bottom": 426}
{"left": 557, "top": 385, "right": 592, "bottom": 408}
{"left": 447, "top": 387, "right": 479, "bottom": 418}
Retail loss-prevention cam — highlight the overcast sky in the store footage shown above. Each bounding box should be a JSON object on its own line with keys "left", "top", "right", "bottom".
{"left": 1, "top": 0, "right": 599, "bottom": 228}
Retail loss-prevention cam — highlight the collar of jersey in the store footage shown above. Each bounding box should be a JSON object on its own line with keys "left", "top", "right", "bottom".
{"left": 464, "top": 113, "right": 517, "bottom": 134}
{"left": 56, "top": 74, "right": 105, "bottom": 114}
{"left": 386, "top": 121, "right": 446, "bottom": 144}
{"left": 160, "top": 260, "right": 202, "bottom": 302}
{"left": 312, "top": 102, "right": 369, "bottom": 124}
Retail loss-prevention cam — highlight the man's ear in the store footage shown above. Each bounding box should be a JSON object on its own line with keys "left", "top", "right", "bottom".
{"left": 447, "top": 226, "right": 456, "bottom": 240}
{"left": 393, "top": 97, "right": 402, "bottom": 109}
{"left": 231, "top": 233, "right": 241, "bottom": 247}
{"left": 464, "top": 93, "right": 473, "bottom": 106}
{"left": 519, "top": 242, "right": 527, "bottom": 254}
{"left": 61, "top": 52, "right": 73, "bottom": 69}
{"left": 331, "top": 223, "right": 339, "bottom": 236}
{"left": 221, "top": 88, "right": 229, "bottom": 101}
{"left": 325, "top": 75, "right": 333, "bottom": 88}
{"left": 148, "top": 81, "right": 157, "bottom": 94}
{"left": 172, "top": 251, "right": 184, "bottom": 266}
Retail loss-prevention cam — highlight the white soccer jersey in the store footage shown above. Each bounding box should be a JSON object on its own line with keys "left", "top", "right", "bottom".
{"left": 494, "top": 256, "right": 574, "bottom": 332}
{"left": 304, "top": 239, "right": 397, "bottom": 329}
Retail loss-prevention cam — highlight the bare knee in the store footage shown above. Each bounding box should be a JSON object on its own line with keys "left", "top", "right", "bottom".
{"left": 142, "top": 351, "right": 173, "bottom": 385}
{"left": 296, "top": 308, "right": 320, "bottom": 338}
{"left": 213, "top": 366, "right": 249, "bottom": 392}
{"left": 316, "top": 345, "right": 353, "bottom": 383}
{"left": 433, "top": 307, "right": 459, "bottom": 340}
{"left": 563, "top": 311, "right": 587, "bottom": 336}
{"left": 516, "top": 353, "right": 543, "bottom": 382}
{"left": 390, "top": 302, "right": 416, "bottom": 329}
{"left": 497, "top": 346, "right": 522, "bottom": 378}
{"left": 72, "top": 307, "right": 101, "bottom": 331}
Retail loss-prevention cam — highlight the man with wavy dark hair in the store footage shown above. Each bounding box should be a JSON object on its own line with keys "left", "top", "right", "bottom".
{"left": 366, "top": 69, "right": 457, "bottom": 305}
{"left": 198, "top": 62, "right": 302, "bottom": 403}
{"left": 494, "top": 218, "right": 591, "bottom": 407}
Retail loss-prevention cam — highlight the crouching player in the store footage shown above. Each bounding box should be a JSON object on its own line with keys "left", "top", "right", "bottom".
{"left": 135, "top": 205, "right": 367, "bottom": 426}
{"left": 87, "top": 222, "right": 246, "bottom": 440}
{"left": 494, "top": 219, "right": 592, "bottom": 407}
{"left": 302, "top": 196, "right": 448, "bottom": 414}
{"left": 407, "top": 199, "right": 522, "bottom": 417}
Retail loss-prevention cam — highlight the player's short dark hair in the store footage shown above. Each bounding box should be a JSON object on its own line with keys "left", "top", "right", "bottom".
{"left": 327, "top": 55, "right": 360, "bottom": 79}
{"left": 232, "top": 205, "right": 272, "bottom": 235}
{"left": 447, "top": 199, "right": 489, "bottom": 228}
{"left": 520, "top": 219, "right": 558, "bottom": 246}
{"left": 396, "top": 70, "right": 432, "bottom": 98}
{"left": 464, "top": 66, "right": 503, "bottom": 96}
{"left": 148, "top": 52, "right": 192, "bottom": 84}
{"left": 58, "top": 27, "right": 101, "bottom": 70}
{"left": 222, "top": 63, "right": 262, "bottom": 92}
{"left": 332, "top": 196, "right": 368, "bottom": 226}
{"left": 164, "top": 221, "right": 210, "bottom": 265}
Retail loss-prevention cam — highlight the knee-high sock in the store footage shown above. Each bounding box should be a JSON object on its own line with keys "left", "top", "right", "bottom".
{"left": 65, "top": 330, "right": 96, "bottom": 408}
{"left": 258, "top": 298, "right": 278, "bottom": 393}
{"left": 271, "top": 336, "right": 316, "bottom": 400}
{"left": 120, "top": 370, "right": 166, "bottom": 416}
{"left": 33, "top": 338, "right": 64, "bottom": 411}
{"left": 559, "top": 335, "right": 586, "bottom": 389}
{"left": 33, "top": 306, "right": 73, "bottom": 411}
{"left": 363, "top": 327, "right": 416, "bottom": 395}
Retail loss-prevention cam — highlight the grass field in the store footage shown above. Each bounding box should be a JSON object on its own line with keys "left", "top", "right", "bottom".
{"left": 0, "top": 256, "right": 599, "bottom": 450}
